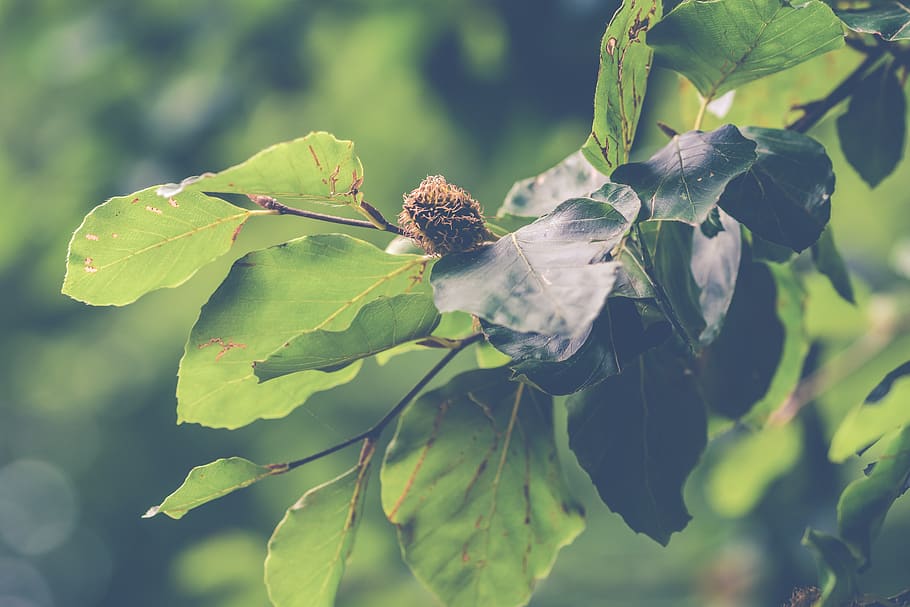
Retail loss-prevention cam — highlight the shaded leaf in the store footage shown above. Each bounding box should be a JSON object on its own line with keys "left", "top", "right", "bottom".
{"left": 63, "top": 187, "right": 255, "bottom": 306}
{"left": 691, "top": 209, "right": 741, "bottom": 344}
{"left": 143, "top": 457, "right": 283, "bottom": 520}
{"left": 178, "top": 234, "right": 428, "bottom": 429}
{"left": 752, "top": 234, "right": 795, "bottom": 264}
{"left": 432, "top": 190, "right": 639, "bottom": 340}
{"left": 499, "top": 151, "right": 606, "bottom": 217}
{"left": 706, "top": 424, "right": 802, "bottom": 517}
{"left": 649, "top": 0, "right": 844, "bottom": 100}
{"left": 265, "top": 447, "right": 374, "bottom": 607}
{"left": 802, "top": 529, "right": 860, "bottom": 607}
{"left": 159, "top": 131, "right": 364, "bottom": 206}
{"left": 718, "top": 127, "right": 834, "bottom": 252}
{"left": 697, "top": 261, "right": 785, "bottom": 419}
{"left": 581, "top": 0, "right": 663, "bottom": 173}
{"left": 830, "top": 361, "right": 910, "bottom": 462}
{"left": 837, "top": 425, "right": 910, "bottom": 568}
{"left": 567, "top": 346, "right": 708, "bottom": 544}
{"left": 812, "top": 226, "right": 855, "bottom": 304}
{"left": 837, "top": 63, "right": 907, "bottom": 188}
{"left": 612, "top": 239, "right": 656, "bottom": 299}
{"left": 612, "top": 124, "right": 757, "bottom": 225}
{"left": 254, "top": 294, "right": 440, "bottom": 380}
{"left": 837, "top": 1, "right": 910, "bottom": 41}
{"left": 381, "top": 369, "right": 585, "bottom": 607}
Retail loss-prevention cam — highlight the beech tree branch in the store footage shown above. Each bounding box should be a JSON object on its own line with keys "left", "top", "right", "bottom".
{"left": 249, "top": 194, "right": 403, "bottom": 235}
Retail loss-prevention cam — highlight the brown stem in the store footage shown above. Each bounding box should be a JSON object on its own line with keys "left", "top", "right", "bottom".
{"left": 249, "top": 195, "right": 403, "bottom": 235}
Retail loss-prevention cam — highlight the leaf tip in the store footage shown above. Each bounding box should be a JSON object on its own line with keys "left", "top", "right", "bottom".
{"left": 141, "top": 506, "right": 160, "bottom": 519}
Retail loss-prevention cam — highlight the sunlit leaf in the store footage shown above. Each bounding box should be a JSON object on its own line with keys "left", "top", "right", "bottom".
{"left": 177, "top": 234, "right": 429, "bottom": 429}
{"left": 837, "top": 63, "right": 907, "bottom": 188}
{"left": 432, "top": 191, "right": 638, "bottom": 340}
{"left": 499, "top": 151, "right": 606, "bottom": 217}
{"left": 812, "top": 226, "right": 855, "bottom": 304}
{"left": 63, "top": 187, "right": 256, "bottom": 306}
{"left": 254, "top": 294, "right": 440, "bottom": 381}
{"left": 567, "top": 345, "right": 707, "bottom": 545}
{"left": 612, "top": 124, "right": 757, "bottom": 225}
{"left": 837, "top": 2, "right": 910, "bottom": 41}
{"left": 381, "top": 368, "right": 585, "bottom": 607}
{"left": 144, "top": 457, "right": 283, "bottom": 520}
{"left": 265, "top": 449, "right": 373, "bottom": 607}
{"left": 802, "top": 529, "right": 860, "bottom": 607}
{"left": 719, "top": 127, "right": 834, "bottom": 252}
{"left": 649, "top": 0, "right": 844, "bottom": 100}
{"left": 830, "top": 361, "right": 910, "bottom": 462}
{"left": 581, "top": 0, "right": 663, "bottom": 173}
{"left": 837, "top": 425, "right": 910, "bottom": 568}
{"left": 159, "top": 132, "right": 364, "bottom": 206}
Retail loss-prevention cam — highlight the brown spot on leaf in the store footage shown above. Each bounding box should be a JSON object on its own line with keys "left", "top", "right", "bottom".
{"left": 629, "top": 15, "right": 650, "bottom": 40}
{"left": 461, "top": 545, "right": 470, "bottom": 563}
{"left": 84, "top": 257, "right": 97, "bottom": 273}
{"left": 308, "top": 145, "right": 322, "bottom": 169}
{"left": 131, "top": 197, "right": 140, "bottom": 204}
{"left": 606, "top": 37, "right": 618, "bottom": 57}
{"left": 111, "top": 233, "right": 119, "bottom": 239}
{"left": 230, "top": 223, "right": 244, "bottom": 243}
{"left": 85, "top": 234, "right": 99, "bottom": 241}
{"left": 198, "top": 337, "right": 247, "bottom": 361}
{"left": 168, "top": 197, "right": 179, "bottom": 208}
{"left": 145, "top": 206, "right": 162, "bottom": 215}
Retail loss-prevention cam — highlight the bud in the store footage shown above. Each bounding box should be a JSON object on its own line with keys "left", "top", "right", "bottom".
{"left": 399, "top": 175, "right": 489, "bottom": 256}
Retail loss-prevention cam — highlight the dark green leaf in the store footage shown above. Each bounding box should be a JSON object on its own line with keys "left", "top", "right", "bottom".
{"left": 381, "top": 369, "right": 585, "bottom": 607}
{"left": 751, "top": 234, "right": 795, "bottom": 264}
{"left": 837, "top": 63, "right": 907, "bottom": 188}
{"left": 697, "top": 261, "right": 785, "bottom": 419}
{"left": 567, "top": 345, "right": 708, "bottom": 544}
{"left": 718, "top": 127, "right": 834, "bottom": 252}
{"left": 581, "top": 0, "right": 663, "bottom": 173}
{"left": 838, "top": 425, "right": 910, "bottom": 568}
{"left": 432, "top": 191, "right": 639, "bottom": 340}
{"left": 612, "top": 239, "right": 656, "bottom": 299}
{"left": 812, "top": 227, "right": 855, "bottom": 304}
{"left": 649, "top": 0, "right": 844, "bottom": 100}
{"left": 143, "top": 457, "right": 284, "bottom": 520}
{"left": 830, "top": 361, "right": 910, "bottom": 462}
{"left": 499, "top": 151, "right": 606, "bottom": 217}
{"left": 159, "top": 131, "right": 364, "bottom": 206}
{"left": 178, "top": 234, "right": 429, "bottom": 429}
{"left": 265, "top": 450, "right": 373, "bottom": 607}
{"left": 254, "top": 294, "right": 440, "bottom": 380}
{"left": 63, "top": 187, "right": 257, "bottom": 306}
{"left": 691, "top": 209, "right": 741, "bottom": 344}
{"left": 837, "top": 2, "right": 910, "bottom": 41}
{"left": 612, "top": 125, "right": 757, "bottom": 225}
{"left": 802, "top": 529, "right": 860, "bottom": 607}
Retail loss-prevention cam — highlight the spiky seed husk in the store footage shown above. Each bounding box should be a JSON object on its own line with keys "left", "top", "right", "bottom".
{"left": 399, "top": 175, "right": 489, "bottom": 256}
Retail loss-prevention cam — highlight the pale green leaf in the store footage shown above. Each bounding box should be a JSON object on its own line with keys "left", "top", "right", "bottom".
{"left": 499, "top": 151, "right": 606, "bottom": 217}
{"left": 63, "top": 187, "right": 256, "bottom": 306}
{"left": 265, "top": 452, "right": 373, "bottom": 607}
{"left": 381, "top": 369, "right": 584, "bottom": 607}
{"left": 177, "top": 234, "right": 429, "bottom": 429}
{"left": 144, "top": 457, "right": 283, "bottom": 520}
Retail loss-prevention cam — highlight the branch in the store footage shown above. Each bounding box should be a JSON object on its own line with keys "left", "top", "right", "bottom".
{"left": 249, "top": 195, "right": 403, "bottom": 235}
{"left": 282, "top": 333, "right": 484, "bottom": 472}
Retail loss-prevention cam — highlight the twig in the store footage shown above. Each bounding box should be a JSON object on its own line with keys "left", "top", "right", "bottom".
{"left": 249, "top": 195, "right": 403, "bottom": 235}
{"left": 282, "top": 333, "right": 483, "bottom": 472}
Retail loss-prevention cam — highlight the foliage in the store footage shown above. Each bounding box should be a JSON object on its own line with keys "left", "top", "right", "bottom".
{"left": 62, "top": 1, "right": 910, "bottom": 606}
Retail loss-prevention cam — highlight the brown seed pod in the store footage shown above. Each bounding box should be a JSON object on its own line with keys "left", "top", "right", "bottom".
{"left": 398, "top": 175, "right": 489, "bottom": 256}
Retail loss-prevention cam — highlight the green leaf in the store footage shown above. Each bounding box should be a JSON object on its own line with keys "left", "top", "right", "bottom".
{"left": 649, "top": 0, "right": 844, "bottom": 101}
{"left": 265, "top": 449, "right": 373, "bottom": 607}
{"left": 612, "top": 239, "right": 656, "bottom": 299}
{"left": 691, "top": 209, "right": 741, "bottom": 344}
{"left": 718, "top": 127, "right": 834, "bottom": 252}
{"left": 612, "top": 124, "right": 757, "bottom": 225}
{"left": 830, "top": 361, "right": 910, "bottom": 462}
{"left": 499, "top": 151, "right": 606, "bottom": 217}
{"left": 432, "top": 190, "right": 639, "bottom": 340}
{"left": 381, "top": 369, "right": 585, "bottom": 607}
{"left": 375, "top": 311, "right": 476, "bottom": 366}
{"left": 62, "top": 187, "right": 256, "bottom": 306}
{"left": 143, "top": 457, "right": 284, "bottom": 520}
{"left": 581, "top": 0, "right": 663, "bottom": 174}
{"left": 837, "top": 62, "right": 907, "bottom": 188}
{"left": 837, "top": 1, "right": 910, "bottom": 41}
{"left": 159, "top": 131, "right": 364, "bottom": 205}
{"left": 812, "top": 226, "right": 855, "bottom": 304}
{"left": 802, "top": 529, "right": 860, "bottom": 607}
{"left": 838, "top": 425, "right": 910, "bottom": 568}
{"left": 254, "top": 294, "right": 440, "bottom": 381}
{"left": 177, "top": 234, "right": 429, "bottom": 429}
{"left": 706, "top": 424, "right": 802, "bottom": 517}
{"left": 697, "top": 261, "right": 785, "bottom": 419}
{"left": 567, "top": 345, "right": 708, "bottom": 544}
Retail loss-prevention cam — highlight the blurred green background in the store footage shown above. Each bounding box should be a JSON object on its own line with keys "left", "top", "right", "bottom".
{"left": 2, "top": 1, "right": 909, "bottom": 606}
